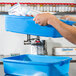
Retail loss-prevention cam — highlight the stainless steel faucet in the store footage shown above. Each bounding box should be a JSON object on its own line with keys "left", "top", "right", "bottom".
{"left": 24, "top": 35, "right": 47, "bottom": 55}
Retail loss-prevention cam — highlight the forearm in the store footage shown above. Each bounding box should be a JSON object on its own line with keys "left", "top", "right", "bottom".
{"left": 34, "top": 13, "right": 76, "bottom": 44}
{"left": 49, "top": 19, "right": 76, "bottom": 44}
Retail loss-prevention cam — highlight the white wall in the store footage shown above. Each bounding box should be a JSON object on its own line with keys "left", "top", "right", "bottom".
{"left": 0, "top": 15, "right": 29, "bottom": 55}
{"left": 0, "top": 15, "right": 76, "bottom": 56}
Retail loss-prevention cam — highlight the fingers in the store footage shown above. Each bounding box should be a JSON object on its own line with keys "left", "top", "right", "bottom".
{"left": 33, "top": 13, "right": 47, "bottom": 26}
{"left": 60, "top": 16, "right": 66, "bottom": 19}
{"left": 35, "top": 20, "right": 40, "bottom": 24}
{"left": 33, "top": 14, "right": 41, "bottom": 21}
{"left": 33, "top": 19, "right": 46, "bottom": 26}
{"left": 60, "top": 15, "right": 69, "bottom": 20}
{"left": 60, "top": 17, "right": 64, "bottom": 19}
{"left": 33, "top": 14, "right": 40, "bottom": 24}
{"left": 33, "top": 17, "right": 36, "bottom": 21}
{"left": 41, "top": 23, "right": 47, "bottom": 26}
{"left": 38, "top": 22, "right": 46, "bottom": 26}
{"left": 35, "top": 20, "right": 43, "bottom": 26}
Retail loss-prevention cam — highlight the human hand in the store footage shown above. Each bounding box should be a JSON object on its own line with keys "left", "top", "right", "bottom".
{"left": 33, "top": 13, "right": 58, "bottom": 26}
{"left": 60, "top": 15, "right": 71, "bottom": 20}
{"left": 33, "top": 13, "right": 50, "bottom": 26}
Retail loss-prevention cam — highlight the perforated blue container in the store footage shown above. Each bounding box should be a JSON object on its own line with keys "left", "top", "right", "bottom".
{"left": 1, "top": 54, "right": 72, "bottom": 76}
{"left": 5, "top": 15, "right": 76, "bottom": 38}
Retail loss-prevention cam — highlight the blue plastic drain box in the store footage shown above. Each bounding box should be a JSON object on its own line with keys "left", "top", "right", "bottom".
{"left": 5, "top": 15, "right": 76, "bottom": 38}
{"left": 1, "top": 54, "right": 72, "bottom": 76}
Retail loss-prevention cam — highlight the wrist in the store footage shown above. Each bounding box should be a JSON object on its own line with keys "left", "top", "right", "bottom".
{"left": 47, "top": 16, "right": 60, "bottom": 26}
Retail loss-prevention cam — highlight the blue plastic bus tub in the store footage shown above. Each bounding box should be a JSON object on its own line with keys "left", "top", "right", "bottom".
{"left": 5, "top": 15, "right": 76, "bottom": 38}
{"left": 1, "top": 54, "right": 72, "bottom": 76}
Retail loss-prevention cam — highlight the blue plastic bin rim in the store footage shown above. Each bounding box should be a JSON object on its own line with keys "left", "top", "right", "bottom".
{"left": 4, "top": 15, "right": 76, "bottom": 26}
{"left": 0, "top": 54, "right": 72, "bottom": 66}
{"left": 4, "top": 15, "right": 76, "bottom": 22}
{"left": 4, "top": 15, "right": 34, "bottom": 19}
